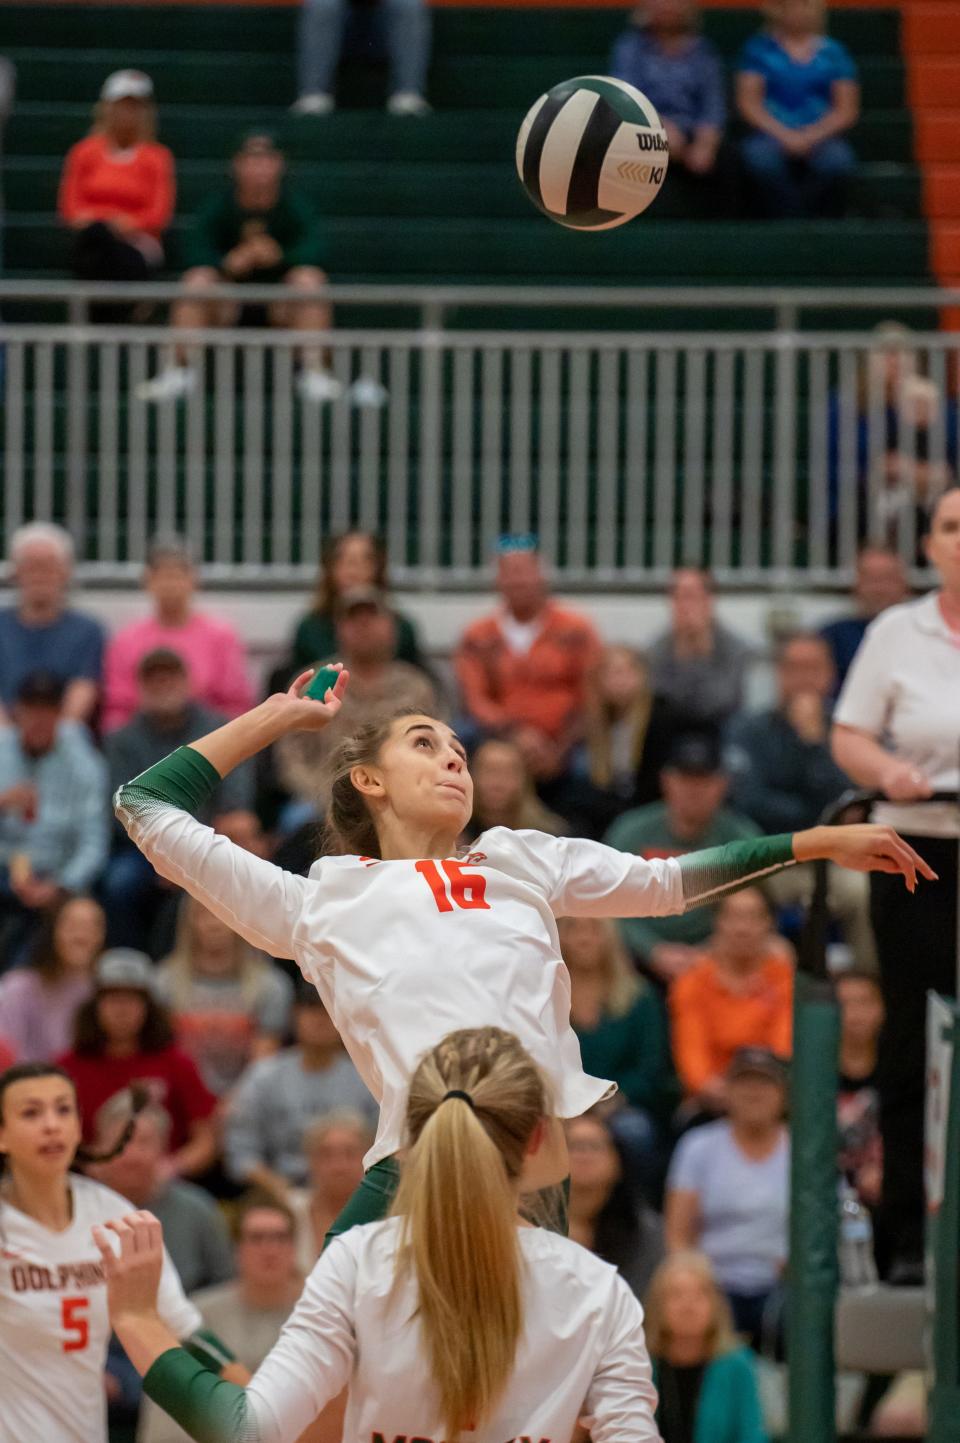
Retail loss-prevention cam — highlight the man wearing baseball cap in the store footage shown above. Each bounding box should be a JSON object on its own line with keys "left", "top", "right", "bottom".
{"left": 58, "top": 69, "right": 174, "bottom": 310}
{"left": 0, "top": 670, "right": 109, "bottom": 958}
{"left": 604, "top": 732, "right": 761, "bottom": 980}
{"left": 102, "top": 647, "right": 256, "bottom": 952}
{"left": 666, "top": 1046, "right": 789, "bottom": 1347}
{"left": 137, "top": 132, "right": 341, "bottom": 405}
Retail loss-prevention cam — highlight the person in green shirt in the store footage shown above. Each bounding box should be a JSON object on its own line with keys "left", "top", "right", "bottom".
{"left": 138, "top": 132, "right": 341, "bottom": 405}
{"left": 289, "top": 529, "right": 428, "bottom": 676}
{"left": 603, "top": 732, "right": 760, "bottom": 980}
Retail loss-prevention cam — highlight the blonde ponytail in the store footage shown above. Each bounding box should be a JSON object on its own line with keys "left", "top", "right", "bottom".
{"left": 391, "top": 1028, "right": 548, "bottom": 1440}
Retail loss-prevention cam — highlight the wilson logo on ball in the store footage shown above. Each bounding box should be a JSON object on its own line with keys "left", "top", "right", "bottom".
{"left": 515, "top": 75, "right": 669, "bottom": 231}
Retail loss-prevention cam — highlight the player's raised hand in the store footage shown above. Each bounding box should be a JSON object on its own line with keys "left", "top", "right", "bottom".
{"left": 92, "top": 1211, "right": 164, "bottom": 1321}
{"left": 275, "top": 663, "right": 351, "bottom": 733}
{"left": 793, "top": 823, "right": 938, "bottom": 893}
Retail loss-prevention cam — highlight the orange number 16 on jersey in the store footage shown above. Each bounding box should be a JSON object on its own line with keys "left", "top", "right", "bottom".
{"left": 415, "top": 859, "right": 490, "bottom": 914}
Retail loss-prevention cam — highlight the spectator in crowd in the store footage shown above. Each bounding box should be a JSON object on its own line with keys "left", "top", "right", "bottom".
{"left": 154, "top": 896, "right": 293, "bottom": 1098}
{"left": 609, "top": 0, "right": 734, "bottom": 218}
{"left": 560, "top": 914, "right": 677, "bottom": 1187}
{"left": 455, "top": 540, "right": 603, "bottom": 801}
{"left": 735, "top": 0, "right": 859, "bottom": 219}
{"left": 566, "top": 1112, "right": 665, "bottom": 1301}
{"left": 288, "top": 530, "right": 428, "bottom": 677}
{"left": 725, "top": 632, "right": 876, "bottom": 970}
{"left": 59, "top": 948, "right": 218, "bottom": 1179}
{"left": 462, "top": 737, "right": 568, "bottom": 844}
{"left": 669, "top": 888, "right": 793, "bottom": 1110}
{"left": 872, "top": 376, "right": 956, "bottom": 558}
{"left": 287, "top": 1110, "right": 371, "bottom": 1272}
{"left": 90, "top": 1094, "right": 234, "bottom": 1294}
{"left": 0, "top": 671, "right": 110, "bottom": 961}
{"left": 836, "top": 970, "right": 884, "bottom": 1213}
{"left": 102, "top": 647, "right": 256, "bottom": 952}
{"left": 138, "top": 1193, "right": 305, "bottom": 1443}
{"left": 647, "top": 568, "right": 752, "bottom": 731}
{"left": 604, "top": 733, "right": 760, "bottom": 981}
{"left": 832, "top": 494, "right": 960, "bottom": 1277}
{"left": 665, "top": 1047, "right": 789, "bottom": 1348}
{"left": 643, "top": 1251, "right": 768, "bottom": 1443}
{"left": 275, "top": 587, "right": 439, "bottom": 830}
{"left": 102, "top": 535, "right": 253, "bottom": 732}
{"left": 576, "top": 645, "right": 688, "bottom": 836}
{"left": 819, "top": 547, "right": 909, "bottom": 692}
{"left": 224, "top": 986, "right": 376, "bottom": 1195}
{"left": 0, "top": 894, "right": 105, "bottom": 1061}
{"left": 292, "top": 0, "right": 431, "bottom": 117}
{"left": 137, "top": 132, "right": 339, "bottom": 405}
{"left": 57, "top": 70, "right": 174, "bottom": 297}
{"left": 0, "top": 522, "right": 105, "bottom": 724}
{"left": 828, "top": 325, "right": 959, "bottom": 535}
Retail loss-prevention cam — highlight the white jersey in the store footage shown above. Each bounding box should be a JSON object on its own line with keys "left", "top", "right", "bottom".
{"left": 152, "top": 1218, "right": 660, "bottom": 1443}
{"left": 117, "top": 793, "right": 684, "bottom": 1167}
{"left": 0, "top": 1174, "right": 201, "bottom": 1443}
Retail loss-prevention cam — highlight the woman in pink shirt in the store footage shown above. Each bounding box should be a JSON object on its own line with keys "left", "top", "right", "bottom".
{"left": 103, "top": 536, "right": 253, "bottom": 732}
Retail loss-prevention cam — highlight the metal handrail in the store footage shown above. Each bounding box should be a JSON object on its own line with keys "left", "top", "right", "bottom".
{"left": 0, "top": 280, "right": 956, "bottom": 306}
{"left": 2, "top": 279, "right": 959, "bottom": 334}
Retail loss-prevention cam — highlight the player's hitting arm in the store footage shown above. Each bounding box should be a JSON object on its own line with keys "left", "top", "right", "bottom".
{"left": 95, "top": 1212, "right": 354, "bottom": 1443}
{"left": 113, "top": 666, "right": 349, "bottom": 959}
{"left": 543, "top": 824, "right": 935, "bottom": 919}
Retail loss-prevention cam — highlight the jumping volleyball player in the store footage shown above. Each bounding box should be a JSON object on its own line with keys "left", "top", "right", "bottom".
{"left": 115, "top": 666, "right": 934, "bottom": 1233}
{"left": 96, "top": 1027, "right": 662, "bottom": 1443}
{"left": 0, "top": 1063, "right": 235, "bottom": 1443}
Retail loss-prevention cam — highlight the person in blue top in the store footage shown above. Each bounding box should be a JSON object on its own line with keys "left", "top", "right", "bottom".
{"left": 644, "top": 1249, "right": 768, "bottom": 1443}
{"left": 735, "top": 0, "right": 859, "bottom": 218}
{"left": 609, "top": 0, "right": 736, "bottom": 217}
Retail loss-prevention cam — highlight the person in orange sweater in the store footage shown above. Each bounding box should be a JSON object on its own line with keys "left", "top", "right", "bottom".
{"left": 669, "top": 885, "right": 793, "bottom": 1111}
{"left": 454, "top": 538, "right": 603, "bottom": 800}
{"left": 58, "top": 70, "right": 175, "bottom": 297}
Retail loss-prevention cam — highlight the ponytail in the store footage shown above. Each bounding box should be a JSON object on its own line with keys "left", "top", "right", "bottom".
{"left": 391, "top": 1028, "right": 547, "bottom": 1439}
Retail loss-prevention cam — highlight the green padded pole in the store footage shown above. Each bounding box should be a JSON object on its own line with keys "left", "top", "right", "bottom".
{"left": 788, "top": 970, "right": 840, "bottom": 1443}
{"left": 928, "top": 1001, "right": 960, "bottom": 1443}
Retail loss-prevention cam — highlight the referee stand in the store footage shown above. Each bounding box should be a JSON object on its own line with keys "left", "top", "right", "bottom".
{"left": 788, "top": 790, "right": 959, "bottom": 1443}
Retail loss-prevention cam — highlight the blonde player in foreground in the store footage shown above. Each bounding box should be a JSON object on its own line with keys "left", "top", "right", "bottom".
{"left": 0, "top": 1063, "right": 236, "bottom": 1443}
{"left": 114, "top": 665, "right": 935, "bottom": 1237}
{"left": 96, "top": 1027, "right": 661, "bottom": 1443}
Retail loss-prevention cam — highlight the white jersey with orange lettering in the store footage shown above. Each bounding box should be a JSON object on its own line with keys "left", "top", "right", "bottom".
{"left": 116, "top": 749, "right": 796, "bottom": 1170}
{"left": 0, "top": 1174, "right": 202, "bottom": 1443}
{"left": 144, "top": 1217, "right": 661, "bottom": 1443}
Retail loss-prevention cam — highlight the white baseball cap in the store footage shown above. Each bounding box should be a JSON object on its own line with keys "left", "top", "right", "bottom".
{"left": 100, "top": 69, "right": 154, "bottom": 103}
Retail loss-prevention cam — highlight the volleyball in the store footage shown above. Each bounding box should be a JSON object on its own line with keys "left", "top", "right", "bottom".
{"left": 515, "top": 75, "right": 669, "bottom": 231}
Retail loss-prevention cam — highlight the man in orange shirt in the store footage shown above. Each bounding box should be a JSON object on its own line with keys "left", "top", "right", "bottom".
{"left": 669, "top": 885, "right": 793, "bottom": 1112}
{"left": 454, "top": 539, "right": 603, "bottom": 801}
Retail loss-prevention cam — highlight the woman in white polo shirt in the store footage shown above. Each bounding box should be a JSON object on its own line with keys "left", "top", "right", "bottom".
{"left": 833, "top": 486, "right": 960, "bottom": 1277}
{"left": 93, "top": 1026, "right": 660, "bottom": 1443}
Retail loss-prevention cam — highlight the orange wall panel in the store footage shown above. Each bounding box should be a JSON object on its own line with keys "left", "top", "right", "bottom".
{"left": 903, "top": 4, "right": 960, "bottom": 53}
{"left": 909, "top": 59, "right": 960, "bottom": 106}
{"left": 916, "top": 113, "right": 960, "bottom": 164}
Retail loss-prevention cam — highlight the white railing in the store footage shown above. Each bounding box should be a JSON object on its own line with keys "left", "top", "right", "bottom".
{"left": 1, "top": 283, "right": 957, "bottom": 588}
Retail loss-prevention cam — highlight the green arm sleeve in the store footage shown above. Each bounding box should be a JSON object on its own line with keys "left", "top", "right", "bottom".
{"left": 144, "top": 1348, "right": 259, "bottom": 1443}
{"left": 114, "top": 746, "right": 222, "bottom": 821}
{"left": 678, "top": 834, "right": 795, "bottom": 909}
{"left": 184, "top": 1327, "right": 237, "bottom": 1372}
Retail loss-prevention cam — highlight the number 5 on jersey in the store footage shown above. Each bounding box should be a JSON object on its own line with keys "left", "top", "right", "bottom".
{"left": 61, "top": 1296, "right": 89, "bottom": 1351}
{"left": 415, "top": 859, "right": 490, "bottom": 914}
